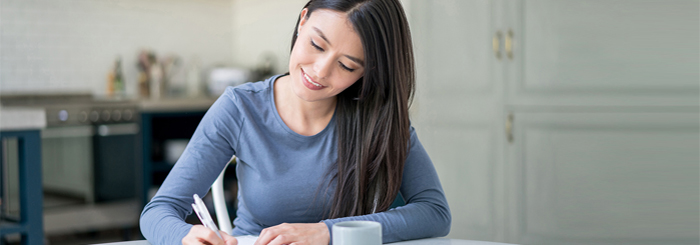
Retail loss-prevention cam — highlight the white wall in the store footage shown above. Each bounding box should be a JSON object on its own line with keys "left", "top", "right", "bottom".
{"left": 0, "top": 0, "right": 415, "bottom": 95}
{"left": 0, "top": 0, "right": 234, "bottom": 96}
{"left": 230, "top": 0, "right": 308, "bottom": 74}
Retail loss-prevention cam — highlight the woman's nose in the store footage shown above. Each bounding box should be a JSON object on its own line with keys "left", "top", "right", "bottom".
{"left": 313, "top": 55, "right": 333, "bottom": 79}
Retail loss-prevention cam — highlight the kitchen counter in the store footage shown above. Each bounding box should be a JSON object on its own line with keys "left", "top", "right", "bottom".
{"left": 0, "top": 96, "right": 219, "bottom": 130}
{"left": 0, "top": 106, "right": 45, "bottom": 244}
{"left": 0, "top": 106, "right": 46, "bottom": 130}
{"left": 138, "top": 97, "right": 217, "bottom": 113}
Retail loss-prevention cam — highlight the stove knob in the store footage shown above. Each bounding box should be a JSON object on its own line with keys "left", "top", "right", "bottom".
{"left": 79, "top": 111, "right": 88, "bottom": 123}
{"left": 112, "top": 110, "right": 122, "bottom": 121}
{"left": 123, "top": 109, "right": 133, "bottom": 121}
{"left": 90, "top": 111, "right": 99, "bottom": 122}
{"left": 58, "top": 110, "right": 69, "bottom": 122}
{"left": 101, "top": 110, "right": 111, "bottom": 122}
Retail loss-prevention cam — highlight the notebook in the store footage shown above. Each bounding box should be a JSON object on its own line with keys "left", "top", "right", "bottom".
{"left": 235, "top": 235, "right": 259, "bottom": 245}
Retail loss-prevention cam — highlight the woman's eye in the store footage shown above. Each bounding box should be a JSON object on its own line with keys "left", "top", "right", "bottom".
{"left": 310, "top": 40, "right": 324, "bottom": 51}
{"left": 339, "top": 62, "right": 355, "bottom": 72}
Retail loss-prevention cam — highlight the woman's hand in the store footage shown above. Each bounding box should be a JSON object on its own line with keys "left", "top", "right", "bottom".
{"left": 183, "top": 225, "right": 238, "bottom": 245}
{"left": 254, "top": 222, "right": 330, "bottom": 245}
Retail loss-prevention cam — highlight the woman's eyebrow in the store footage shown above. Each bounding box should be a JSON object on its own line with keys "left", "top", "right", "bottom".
{"left": 313, "top": 26, "right": 365, "bottom": 67}
{"left": 313, "top": 27, "right": 331, "bottom": 45}
{"left": 345, "top": 55, "right": 365, "bottom": 67}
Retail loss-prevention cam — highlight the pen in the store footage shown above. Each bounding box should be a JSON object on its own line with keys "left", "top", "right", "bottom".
{"left": 192, "top": 193, "right": 223, "bottom": 240}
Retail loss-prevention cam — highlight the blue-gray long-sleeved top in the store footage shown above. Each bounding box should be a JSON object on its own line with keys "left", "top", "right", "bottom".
{"left": 139, "top": 74, "right": 451, "bottom": 244}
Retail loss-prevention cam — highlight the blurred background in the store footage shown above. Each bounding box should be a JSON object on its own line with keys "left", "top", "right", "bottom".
{"left": 0, "top": 0, "right": 698, "bottom": 244}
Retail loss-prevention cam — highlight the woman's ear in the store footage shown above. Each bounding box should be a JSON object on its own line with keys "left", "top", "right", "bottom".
{"left": 298, "top": 8, "right": 309, "bottom": 33}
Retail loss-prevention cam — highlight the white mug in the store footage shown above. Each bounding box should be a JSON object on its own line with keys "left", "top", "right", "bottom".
{"left": 332, "top": 221, "right": 382, "bottom": 245}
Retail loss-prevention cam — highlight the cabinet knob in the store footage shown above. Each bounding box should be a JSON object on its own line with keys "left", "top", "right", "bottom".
{"left": 493, "top": 30, "right": 502, "bottom": 60}
{"left": 506, "top": 112, "right": 514, "bottom": 144}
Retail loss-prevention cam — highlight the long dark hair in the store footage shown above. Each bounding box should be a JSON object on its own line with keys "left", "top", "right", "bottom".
{"left": 290, "top": 0, "right": 415, "bottom": 219}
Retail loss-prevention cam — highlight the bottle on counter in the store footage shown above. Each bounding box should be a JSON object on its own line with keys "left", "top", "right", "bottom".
{"left": 106, "top": 71, "right": 114, "bottom": 96}
{"left": 137, "top": 51, "right": 156, "bottom": 98}
{"left": 150, "top": 60, "right": 163, "bottom": 100}
{"left": 114, "top": 57, "right": 125, "bottom": 96}
{"left": 106, "top": 57, "right": 125, "bottom": 97}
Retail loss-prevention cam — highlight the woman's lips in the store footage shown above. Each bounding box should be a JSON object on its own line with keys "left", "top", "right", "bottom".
{"left": 301, "top": 69, "right": 325, "bottom": 91}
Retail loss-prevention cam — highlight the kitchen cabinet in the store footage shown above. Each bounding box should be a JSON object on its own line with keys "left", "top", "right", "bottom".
{"left": 407, "top": 0, "right": 699, "bottom": 244}
{"left": 140, "top": 110, "right": 207, "bottom": 207}
{"left": 0, "top": 107, "right": 44, "bottom": 244}
{"left": 506, "top": 112, "right": 698, "bottom": 244}
{"left": 0, "top": 131, "right": 43, "bottom": 245}
{"left": 408, "top": 0, "right": 505, "bottom": 242}
{"left": 138, "top": 98, "right": 239, "bottom": 218}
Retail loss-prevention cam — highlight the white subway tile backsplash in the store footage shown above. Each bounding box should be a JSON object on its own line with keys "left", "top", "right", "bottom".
{"left": 1, "top": 0, "right": 234, "bottom": 95}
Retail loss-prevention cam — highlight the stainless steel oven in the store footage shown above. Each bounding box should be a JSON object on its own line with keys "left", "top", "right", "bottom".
{"left": 1, "top": 94, "right": 139, "bottom": 203}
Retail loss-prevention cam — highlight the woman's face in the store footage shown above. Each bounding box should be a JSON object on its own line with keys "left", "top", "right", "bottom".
{"left": 288, "top": 8, "right": 365, "bottom": 103}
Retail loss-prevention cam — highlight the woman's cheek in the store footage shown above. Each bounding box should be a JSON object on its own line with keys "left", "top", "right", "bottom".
{"left": 291, "top": 47, "right": 308, "bottom": 65}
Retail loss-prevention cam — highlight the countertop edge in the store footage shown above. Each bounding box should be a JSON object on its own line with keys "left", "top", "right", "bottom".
{"left": 0, "top": 106, "right": 46, "bottom": 131}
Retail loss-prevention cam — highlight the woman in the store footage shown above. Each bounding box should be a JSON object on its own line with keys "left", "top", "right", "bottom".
{"left": 139, "top": 0, "right": 451, "bottom": 244}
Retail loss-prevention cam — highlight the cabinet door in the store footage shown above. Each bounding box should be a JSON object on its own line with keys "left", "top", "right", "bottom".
{"left": 409, "top": 0, "right": 506, "bottom": 241}
{"left": 506, "top": 112, "right": 699, "bottom": 245}
{"left": 508, "top": 0, "right": 699, "bottom": 107}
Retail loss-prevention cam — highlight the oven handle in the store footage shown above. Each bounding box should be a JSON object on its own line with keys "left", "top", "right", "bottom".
{"left": 41, "top": 125, "right": 95, "bottom": 138}
{"left": 97, "top": 123, "right": 139, "bottom": 137}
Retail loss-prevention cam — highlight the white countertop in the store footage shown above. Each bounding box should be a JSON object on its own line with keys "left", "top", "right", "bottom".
{"left": 0, "top": 106, "right": 46, "bottom": 131}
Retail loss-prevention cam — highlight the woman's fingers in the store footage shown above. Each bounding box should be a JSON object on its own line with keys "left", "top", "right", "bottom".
{"left": 182, "top": 225, "right": 228, "bottom": 245}
{"left": 266, "top": 234, "right": 292, "bottom": 245}
{"left": 220, "top": 230, "right": 239, "bottom": 245}
{"left": 254, "top": 222, "right": 330, "bottom": 245}
{"left": 255, "top": 223, "right": 288, "bottom": 245}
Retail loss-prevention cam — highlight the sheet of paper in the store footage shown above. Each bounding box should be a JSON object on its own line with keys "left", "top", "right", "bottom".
{"left": 235, "top": 235, "right": 259, "bottom": 245}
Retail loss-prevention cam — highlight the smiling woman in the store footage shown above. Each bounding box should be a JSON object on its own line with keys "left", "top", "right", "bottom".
{"left": 276, "top": 8, "right": 366, "bottom": 136}
{"left": 139, "top": 1, "right": 451, "bottom": 245}
{"left": 287, "top": 9, "right": 365, "bottom": 100}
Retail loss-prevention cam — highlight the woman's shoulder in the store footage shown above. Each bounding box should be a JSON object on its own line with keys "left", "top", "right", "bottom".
{"left": 212, "top": 74, "right": 283, "bottom": 118}
{"left": 226, "top": 75, "right": 278, "bottom": 95}
{"left": 221, "top": 74, "right": 282, "bottom": 103}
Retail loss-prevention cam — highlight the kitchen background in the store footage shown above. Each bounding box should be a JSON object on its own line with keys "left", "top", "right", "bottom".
{"left": 0, "top": 0, "right": 698, "bottom": 245}
{"left": 1, "top": 0, "right": 236, "bottom": 96}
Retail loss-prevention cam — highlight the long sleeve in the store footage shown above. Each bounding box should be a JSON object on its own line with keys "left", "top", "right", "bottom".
{"left": 139, "top": 89, "right": 243, "bottom": 245}
{"left": 139, "top": 76, "right": 451, "bottom": 244}
{"left": 321, "top": 127, "right": 452, "bottom": 243}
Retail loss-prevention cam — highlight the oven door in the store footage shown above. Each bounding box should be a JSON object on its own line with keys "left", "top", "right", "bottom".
{"left": 42, "top": 125, "right": 95, "bottom": 202}
{"left": 94, "top": 123, "right": 139, "bottom": 202}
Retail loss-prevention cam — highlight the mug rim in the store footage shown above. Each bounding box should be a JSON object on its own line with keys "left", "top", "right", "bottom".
{"left": 333, "top": 220, "right": 381, "bottom": 229}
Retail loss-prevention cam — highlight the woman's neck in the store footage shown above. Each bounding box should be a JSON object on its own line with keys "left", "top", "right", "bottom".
{"left": 274, "top": 75, "right": 336, "bottom": 136}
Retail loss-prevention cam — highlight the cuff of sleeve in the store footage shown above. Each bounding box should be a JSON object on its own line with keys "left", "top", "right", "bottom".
{"left": 322, "top": 220, "right": 334, "bottom": 245}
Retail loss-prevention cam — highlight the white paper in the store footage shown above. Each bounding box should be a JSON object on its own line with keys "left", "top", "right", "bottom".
{"left": 235, "top": 235, "right": 259, "bottom": 245}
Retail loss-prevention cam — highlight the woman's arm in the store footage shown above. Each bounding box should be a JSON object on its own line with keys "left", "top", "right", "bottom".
{"left": 140, "top": 89, "right": 243, "bottom": 244}
{"left": 320, "top": 126, "right": 452, "bottom": 243}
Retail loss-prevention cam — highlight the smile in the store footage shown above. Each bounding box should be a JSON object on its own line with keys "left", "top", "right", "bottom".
{"left": 305, "top": 73, "right": 322, "bottom": 87}
{"left": 301, "top": 69, "right": 325, "bottom": 90}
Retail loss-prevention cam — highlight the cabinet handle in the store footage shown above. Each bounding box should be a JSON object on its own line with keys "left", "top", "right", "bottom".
{"left": 505, "top": 29, "right": 514, "bottom": 60}
{"left": 506, "top": 112, "right": 514, "bottom": 143}
{"left": 493, "top": 30, "right": 502, "bottom": 60}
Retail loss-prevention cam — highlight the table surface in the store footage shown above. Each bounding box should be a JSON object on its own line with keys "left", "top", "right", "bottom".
{"left": 98, "top": 238, "right": 516, "bottom": 245}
